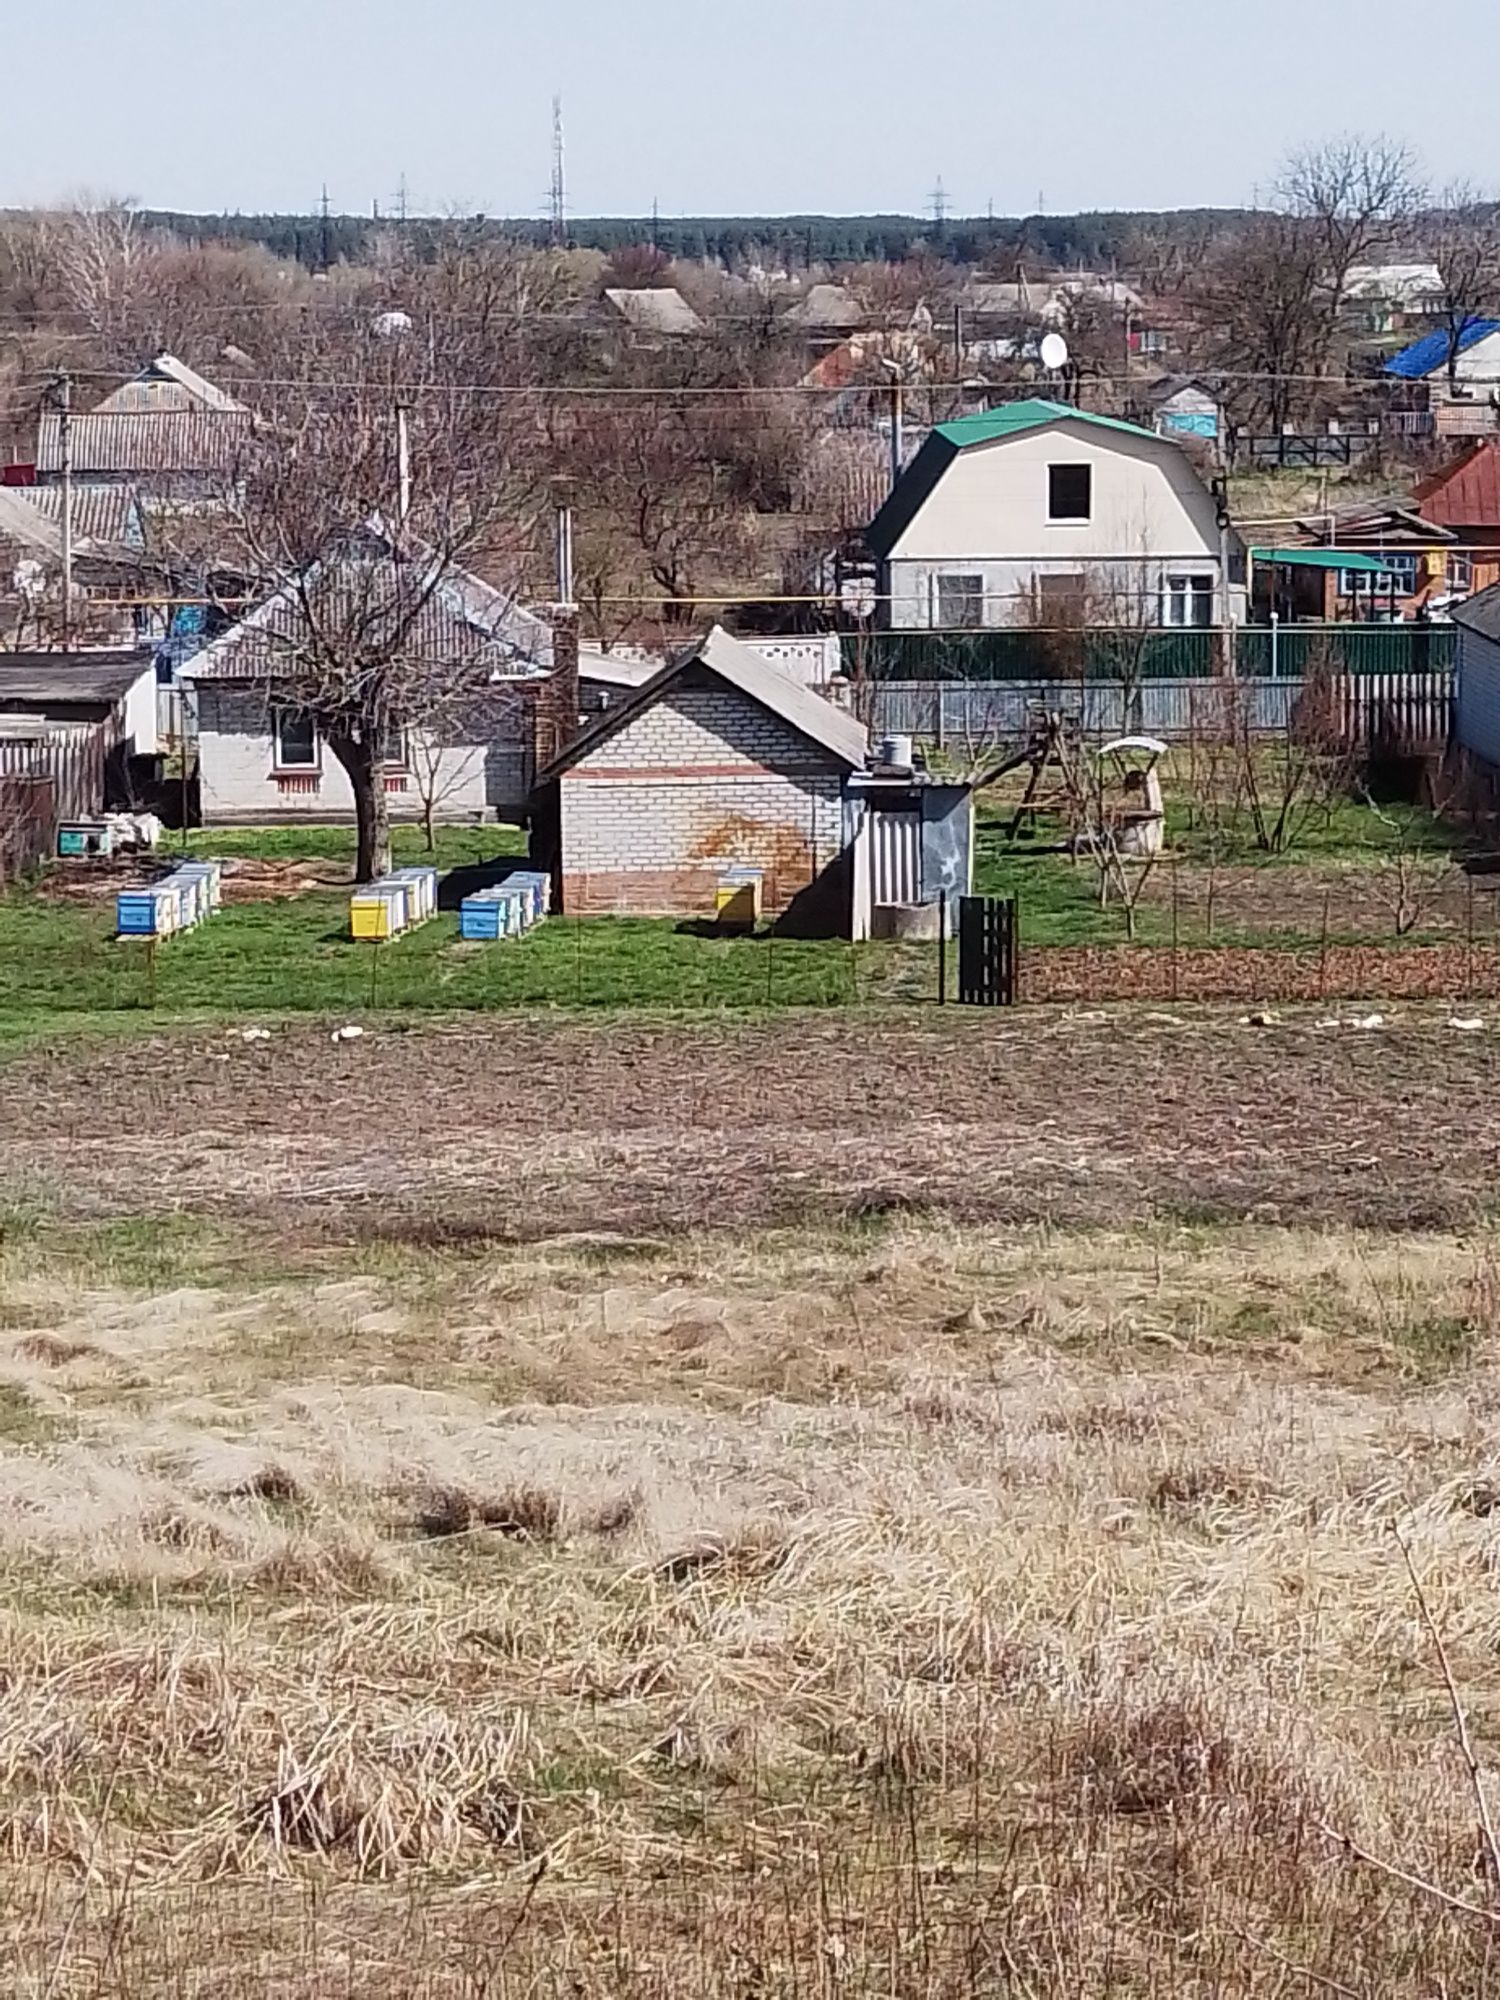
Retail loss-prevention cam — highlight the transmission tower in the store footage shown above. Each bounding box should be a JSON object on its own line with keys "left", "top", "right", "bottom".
{"left": 928, "top": 177, "right": 949, "bottom": 234}
{"left": 549, "top": 96, "right": 567, "bottom": 247}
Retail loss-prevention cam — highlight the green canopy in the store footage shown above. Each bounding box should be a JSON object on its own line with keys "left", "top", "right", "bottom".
{"left": 1253, "top": 548, "right": 1394, "bottom": 573}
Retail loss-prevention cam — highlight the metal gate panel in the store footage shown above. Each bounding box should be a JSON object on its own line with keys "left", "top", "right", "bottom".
{"left": 870, "top": 809, "right": 921, "bottom": 906}
{"left": 957, "top": 895, "right": 1017, "bottom": 1006}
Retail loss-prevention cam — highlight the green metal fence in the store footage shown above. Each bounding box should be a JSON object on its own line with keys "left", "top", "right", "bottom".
{"left": 857, "top": 625, "right": 1456, "bottom": 683}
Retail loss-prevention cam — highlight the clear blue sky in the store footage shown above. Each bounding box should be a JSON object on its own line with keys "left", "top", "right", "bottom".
{"left": 8, "top": 0, "right": 1500, "bottom": 220}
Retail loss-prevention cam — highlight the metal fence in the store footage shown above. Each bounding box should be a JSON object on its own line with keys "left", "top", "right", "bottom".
{"left": 868, "top": 677, "right": 1301, "bottom": 744}
{"left": 855, "top": 625, "right": 1456, "bottom": 683}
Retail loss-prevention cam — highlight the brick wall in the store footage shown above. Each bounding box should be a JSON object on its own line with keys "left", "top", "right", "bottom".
{"left": 560, "top": 674, "right": 848, "bottom": 915}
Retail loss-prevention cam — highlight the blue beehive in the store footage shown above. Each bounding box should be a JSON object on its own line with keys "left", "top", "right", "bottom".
{"left": 116, "top": 884, "right": 180, "bottom": 938}
{"left": 460, "top": 883, "right": 530, "bottom": 941}
{"left": 506, "top": 871, "right": 551, "bottom": 927}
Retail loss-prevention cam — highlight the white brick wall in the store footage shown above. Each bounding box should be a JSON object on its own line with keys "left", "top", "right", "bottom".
{"left": 561, "top": 677, "right": 847, "bottom": 885}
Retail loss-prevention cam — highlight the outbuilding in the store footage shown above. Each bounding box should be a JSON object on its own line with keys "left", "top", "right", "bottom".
{"left": 533, "top": 625, "right": 972, "bottom": 937}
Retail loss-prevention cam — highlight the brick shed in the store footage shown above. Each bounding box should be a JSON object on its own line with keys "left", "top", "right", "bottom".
{"left": 534, "top": 625, "right": 869, "bottom": 926}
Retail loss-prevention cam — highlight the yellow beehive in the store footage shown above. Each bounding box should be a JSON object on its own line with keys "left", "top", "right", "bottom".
{"left": 350, "top": 886, "right": 406, "bottom": 941}
{"left": 715, "top": 869, "right": 762, "bottom": 929}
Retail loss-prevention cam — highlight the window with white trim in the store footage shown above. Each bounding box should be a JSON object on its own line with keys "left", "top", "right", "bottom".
{"left": 1162, "top": 574, "right": 1215, "bottom": 628}
{"left": 1449, "top": 553, "right": 1474, "bottom": 592}
{"left": 381, "top": 723, "right": 409, "bottom": 768}
{"left": 933, "top": 573, "right": 984, "bottom": 628}
{"left": 1340, "top": 555, "right": 1417, "bottom": 597}
{"left": 272, "top": 707, "right": 318, "bottom": 769}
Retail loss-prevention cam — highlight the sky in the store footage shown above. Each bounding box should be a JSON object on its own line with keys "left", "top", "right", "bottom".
{"left": 6, "top": 0, "right": 1500, "bottom": 221}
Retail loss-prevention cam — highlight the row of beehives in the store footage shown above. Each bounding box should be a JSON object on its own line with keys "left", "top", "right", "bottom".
{"left": 349, "top": 866, "right": 441, "bottom": 940}
{"left": 459, "top": 871, "right": 550, "bottom": 940}
{"left": 117, "top": 861, "right": 223, "bottom": 938}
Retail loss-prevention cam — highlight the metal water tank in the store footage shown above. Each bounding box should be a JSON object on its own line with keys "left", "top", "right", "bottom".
{"left": 879, "top": 733, "right": 913, "bottom": 772}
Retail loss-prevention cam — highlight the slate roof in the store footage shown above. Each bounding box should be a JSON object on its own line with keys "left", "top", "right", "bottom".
{"left": 91, "top": 354, "right": 247, "bottom": 416}
{"left": 604, "top": 288, "right": 706, "bottom": 335}
{"left": 540, "top": 624, "right": 868, "bottom": 781}
{"left": 1385, "top": 320, "right": 1500, "bottom": 380}
{"left": 180, "top": 525, "right": 553, "bottom": 683}
{"left": 36, "top": 408, "right": 254, "bottom": 477}
{"left": 1453, "top": 583, "right": 1500, "bottom": 644}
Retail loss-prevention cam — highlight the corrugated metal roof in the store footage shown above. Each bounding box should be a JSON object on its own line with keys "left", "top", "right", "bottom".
{"left": 181, "top": 532, "right": 553, "bottom": 684}
{"left": 92, "top": 354, "right": 247, "bottom": 416}
{"left": 604, "top": 288, "right": 705, "bottom": 335}
{"left": 1385, "top": 320, "right": 1500, "bottom": 379}
{"left": 36, "top": 408, "right": 254, "bottom": 476}
{"left": 0, "top": 489, "right": 63, "bottom": 559}
{"left": 1254, "top": 549, "right": 1394, "bottom": 573}
{"left": 1415, "top": 441, "right": 1500, "bottom": 527}
{"left": 542, "top": 624, "right": 868, "bottom": 782}
{"left": 936, "top": 398, "right": 1159, "bottom": 448}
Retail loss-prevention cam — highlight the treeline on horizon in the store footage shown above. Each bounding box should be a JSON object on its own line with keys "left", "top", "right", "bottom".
{"left": 134, "top": 206, "right": 1246, "bottom": 271}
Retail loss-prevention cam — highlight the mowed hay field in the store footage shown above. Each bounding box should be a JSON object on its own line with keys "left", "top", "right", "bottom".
{"left": 5, "top": 1014, "right": 1500, "bottom": 1993}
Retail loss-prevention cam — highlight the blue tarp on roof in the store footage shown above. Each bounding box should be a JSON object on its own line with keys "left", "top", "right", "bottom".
{"left": 1385, "top": 319, "right": 1500, "bottom": 379}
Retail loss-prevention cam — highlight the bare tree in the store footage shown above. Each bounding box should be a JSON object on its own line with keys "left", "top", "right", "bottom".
{"left": 1188, "top": 214, "right": 1326, "bottom": 434}
{"left": 1278, "top": 134, "right": 1424, "bottom": 364}
{"left": 1429, "top": 185, "right": 1500, "bottom": 395}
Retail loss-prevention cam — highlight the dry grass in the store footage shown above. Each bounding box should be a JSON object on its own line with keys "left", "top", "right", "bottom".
{"left": 2, "top": 1218, "right": 1500, "bottom": 1992}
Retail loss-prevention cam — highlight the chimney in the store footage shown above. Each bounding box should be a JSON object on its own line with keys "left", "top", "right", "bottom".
{"left": 535, "top": 606, "right": 581, "bottom": 771}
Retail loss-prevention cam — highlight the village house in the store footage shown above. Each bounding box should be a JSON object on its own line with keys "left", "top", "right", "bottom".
{"left": 179, "top": 535, "right": 556, "bottom": 827}
{"left": 1412, "top": 441, "right": 1500, "bottom": 602}
{"left": 0, "top": 650, "right": 160, "bottom": 875}
{"left": 1386, "top": 321, "right": 1500, "bottom": 441}
{"left": 532, "top": 625, "right": 971, "bottom": 938}
{"left": 31, "top": 354, "right": 254, "bottom": 501}
{"left": 866, "top": 397, "right": 1245, "bottom": 631}
{"left": 1257, "top": 501, "right": 1458, "bottom": 623}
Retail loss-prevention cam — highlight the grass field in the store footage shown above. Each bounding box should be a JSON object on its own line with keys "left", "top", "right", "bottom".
{"left": 3, "top": 1011, "right": 1500, "bottom": 1993}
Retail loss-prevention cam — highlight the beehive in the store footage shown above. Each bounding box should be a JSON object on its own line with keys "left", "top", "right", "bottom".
{"left": 715, "top": 867, "right": 763, "bottom": 928}
{"left": 506, "top": 871, "right": 551, "bottom": 927}
{"left": 387, "top": 866, "right": 439, "bottom": 923}
{"left": 57, "top": 821, "right": 115, "bottom": 860}
{"left": 350, "top": 885, "right": 409, "bottom": 941}
{"left": 116, "top": 884, "right": 181, "bottom": 938}
{"left": 175, "top": 860, "right": 223, "bottom": 911}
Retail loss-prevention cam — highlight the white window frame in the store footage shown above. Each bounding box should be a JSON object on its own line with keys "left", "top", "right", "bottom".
{"left": 931, "top": 572, "right": 985, "bottom": 629}
{"left": 382, "top": 723, "right": 410, "bottom": 770}
{"left": 271, "top": 706, "right": 319, "bottom": 771}
{"left": 1448, "top": 553, "right": 1474, "bottom": 592}
{"left": 1047, "top": 463, "right": 1093, "bottom": 523}
{"left": 1341, "top": 555, "right": 1417, "bottom": 598}
{"left": 1162, "top": 573, "right": 1215, "bottom": 628}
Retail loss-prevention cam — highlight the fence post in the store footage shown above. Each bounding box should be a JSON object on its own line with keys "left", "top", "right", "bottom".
{"left": 1171, "top": 858, "right": 1180, "bottom": 1003}
{"left": 1467, "top": 872, "right": 1476, "bottom": 1002}
{"left": 1318, "top": 891, "right": 1331, "bottom": 1002}
{"left": 937, "top": 893, "right": 947, "bottom": 1005}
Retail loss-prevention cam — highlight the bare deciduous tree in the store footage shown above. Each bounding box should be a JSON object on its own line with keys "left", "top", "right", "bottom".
{"left": 1279, "top": 134, "right": 1424, "bottom": 358}
{"left": 1429, "top": 186, "right": 1500, "bottom": 394}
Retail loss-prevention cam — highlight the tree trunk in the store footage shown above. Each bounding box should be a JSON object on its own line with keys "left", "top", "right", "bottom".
{"left": 327, "top": 730, "right": 391, "bottom": 883}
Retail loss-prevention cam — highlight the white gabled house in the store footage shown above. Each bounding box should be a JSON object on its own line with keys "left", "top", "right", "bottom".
{"left": 179, "top": 531, "right": 555, "bottom": 826}
{"left": 866, "top": 398, "right": 1245, "bottom": 631}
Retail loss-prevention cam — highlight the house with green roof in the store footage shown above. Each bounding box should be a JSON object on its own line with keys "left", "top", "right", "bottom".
{"left": 865, "top": 398, "right": 1245, "bottom": 632}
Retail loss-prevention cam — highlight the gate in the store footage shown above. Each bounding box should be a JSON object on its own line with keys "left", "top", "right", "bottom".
{"left": 957, "top": 895, "right": 1018, "bottom": 1006}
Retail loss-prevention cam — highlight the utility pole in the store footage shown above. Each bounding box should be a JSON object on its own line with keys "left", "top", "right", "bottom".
{"left": 888, "top": 376, "right": 905, "bottom": 494}
{"left": 319, "top": 185, "right": 333, "bottom": 272}
{"left": 395, "top": 404, "right": 412, "bottom": 530}
{"left": 56, "top": 371, "right": 74, "bottom": 650}
{"left": 549, "top": 97, "right": 567, "bottom": 249}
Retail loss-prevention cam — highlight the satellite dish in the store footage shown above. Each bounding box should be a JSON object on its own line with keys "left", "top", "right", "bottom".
{"left": 1039, "top": 331, "right": 1069, "bottom": 373}
{"left": 371, "top": 310, "right": 414, "bottom": 340}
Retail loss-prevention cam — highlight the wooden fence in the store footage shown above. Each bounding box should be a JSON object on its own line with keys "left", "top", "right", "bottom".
{"left": 0, "top": 774, "right": 58, "bottom": 883}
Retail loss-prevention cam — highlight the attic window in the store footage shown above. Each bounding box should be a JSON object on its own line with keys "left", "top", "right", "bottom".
{"left": 1048, "top": 464, "right": 1092, "bottom": 522}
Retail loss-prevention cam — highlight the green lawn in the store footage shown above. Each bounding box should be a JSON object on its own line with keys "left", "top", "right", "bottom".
{"left": 164, "top": 824, "right": 528, "bottom": 870}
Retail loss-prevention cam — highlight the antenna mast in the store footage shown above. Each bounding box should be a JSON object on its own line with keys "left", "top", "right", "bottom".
{"left": 549, "top": 95, "right": 567, "bottom": 248}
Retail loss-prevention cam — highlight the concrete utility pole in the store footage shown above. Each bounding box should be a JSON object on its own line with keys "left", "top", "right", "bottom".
{"left": 395, "top": 403, "right": 412, "bottom": 529}
{"left": 549, "top": 98, "right": 567, "bottom": 249}
{"left": 56, "top": 371, "right": 74, "bottom": 650}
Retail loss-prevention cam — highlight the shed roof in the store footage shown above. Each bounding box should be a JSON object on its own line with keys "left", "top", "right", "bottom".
{"left": 0, "top": 487, "right": 63, "bottom": 559}
{"left": 1453, "top": 582, "right": 1500, "bottom": 643}
{"left": 0, "top": 650, "right": 154, "bottom": 706}
{"left": 604, "top": 287, "right": 706, "bottom": 335}
{"left": 1414, "top": 441, "right": 1500, "bottom": 527}
{"left": 18, "top": 482, "right": 143, "bottom": 551}
{"left": 540, "top": 624, "right": 868, "bottom": 781}
{"left": 1253, "top": 548, "right": 1394, "bottom": 573}
{"left": 1385, "top": 320, "right": 1500, "bottom": 380}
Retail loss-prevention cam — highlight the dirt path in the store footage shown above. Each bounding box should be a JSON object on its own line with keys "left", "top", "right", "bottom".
{"left": 1, "top": 1011, "right": 1494, "bottom": 1238}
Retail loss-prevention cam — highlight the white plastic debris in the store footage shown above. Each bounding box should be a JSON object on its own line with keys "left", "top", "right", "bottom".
{"left": 232, "top": 1026, "right": 272, "bottom": 1043}
{"left": 1239, "top": 1010, "right": 1281, "bottom": 1027}
{"left": 1314, "top": 1017, "right": 1342, "bottom": 1030}
{"left": 1449, "top": 1017, "right": 1486, "bottom": 1032}
{"left": 330, "top": 1024, "right": 365, "bottom": 1044}
{"left": 1347, "top": 1014, "right": 1385, "bottom": 1031}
